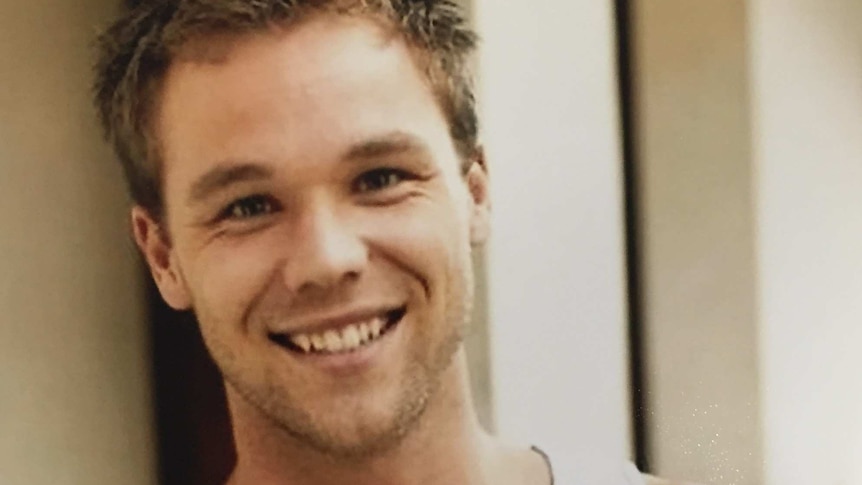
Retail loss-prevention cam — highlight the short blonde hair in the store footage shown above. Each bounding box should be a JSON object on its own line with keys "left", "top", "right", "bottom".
{"left": 93, "top": 0, "right": 479, "bottom": 220}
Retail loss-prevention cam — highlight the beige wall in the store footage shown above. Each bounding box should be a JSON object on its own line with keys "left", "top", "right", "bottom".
{"left": 633, "top": 0, "right": 862, "bottom": 484}
{"left": 631, "top": 1, "right": 764, "bottom": 483}
{"left": 750, "top": 1, "right": 862, "bottom": 483}
{"left": 477, "top": 0, "right": 632, "bottom": 468}
{"left": 0, "top": 1, "right": 157, "bottom": 484}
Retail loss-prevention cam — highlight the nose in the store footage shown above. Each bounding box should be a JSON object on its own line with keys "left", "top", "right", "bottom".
{"left": 281, "top": 199, "right": 369, "bottom": 295}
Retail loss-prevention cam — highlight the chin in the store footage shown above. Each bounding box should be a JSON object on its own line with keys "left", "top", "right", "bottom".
{"left": 276, "top": 388, "right": 433, "bottom": 460}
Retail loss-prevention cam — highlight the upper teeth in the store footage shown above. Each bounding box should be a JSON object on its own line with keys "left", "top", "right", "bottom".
{"left": 290, "top": 317, "right": 385, "bottom": 354}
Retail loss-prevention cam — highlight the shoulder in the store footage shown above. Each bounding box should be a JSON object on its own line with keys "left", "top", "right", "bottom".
{"left": 530, "top": 442, "right": 701, "bottom": 485}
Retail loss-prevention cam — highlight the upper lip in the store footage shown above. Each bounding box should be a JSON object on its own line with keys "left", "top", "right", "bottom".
{"left": 269, "top": 305, "right": 402, "bottom": 336}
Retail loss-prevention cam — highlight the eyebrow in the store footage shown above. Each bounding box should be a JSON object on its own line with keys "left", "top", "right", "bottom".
{"left": 187, "top": 163, "right": 273, "bottom": 205}
{"left": 185, "top": 132, "right": 430, "bottom": 205}
{"left": 341, "top": 131, "right": 431, "bottom": 162}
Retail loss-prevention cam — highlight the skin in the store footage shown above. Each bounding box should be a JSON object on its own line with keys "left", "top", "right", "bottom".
{"left": 132, "top": 15, "right": 549, "bottom": 485}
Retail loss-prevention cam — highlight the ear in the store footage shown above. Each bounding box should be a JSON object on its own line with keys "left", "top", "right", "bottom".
{"left": 465, "top": 148, "right": 491, "bottom": 246}
{"left": 131, "top": 206, "right": 192, "bottom": 310}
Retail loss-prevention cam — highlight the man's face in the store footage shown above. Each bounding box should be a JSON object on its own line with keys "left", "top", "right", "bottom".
{"left": 136, "top": 17, "right": 489, "bottom": 458}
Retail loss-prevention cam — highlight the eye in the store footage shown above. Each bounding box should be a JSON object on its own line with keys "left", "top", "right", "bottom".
{"left": 354, "top": 168, "right": 409, "bottom": 194}
{"left": 219, "top": 195, "right": 276, "bottom": 221}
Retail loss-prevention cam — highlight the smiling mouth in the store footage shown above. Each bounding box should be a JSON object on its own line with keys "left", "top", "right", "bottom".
{"left": 269, "top": 306, "right": 406, "bottom": 355}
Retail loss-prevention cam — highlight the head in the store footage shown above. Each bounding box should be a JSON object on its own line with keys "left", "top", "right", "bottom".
{"left": 94, "top": 0, "right": 480, "bottom": 222}
{"left": 93, "top": 0, "right": 489, "bottom": 460}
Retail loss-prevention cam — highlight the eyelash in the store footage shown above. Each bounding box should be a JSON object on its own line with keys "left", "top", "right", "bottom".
{"left": 354, "top": 168, "right": 411, "bottom": 194}
{"left": 214, "top": 168, "right": 413, "bottom": 223}
{"left": 218, "top": 195, "right": 277, "bottom": 221}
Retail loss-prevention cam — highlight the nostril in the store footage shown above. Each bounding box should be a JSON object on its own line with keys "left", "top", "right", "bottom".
{"left": 290, "top": 267, "right": 364, "bottom": 296}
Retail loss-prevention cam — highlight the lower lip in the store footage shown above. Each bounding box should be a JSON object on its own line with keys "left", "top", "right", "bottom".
{"left": 277, "top": 316, "right": 404, "bottom": 375}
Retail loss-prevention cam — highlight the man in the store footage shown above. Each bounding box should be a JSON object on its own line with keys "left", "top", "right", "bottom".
{"left": 93, "top": 1, "right": 669, "bottom": 483}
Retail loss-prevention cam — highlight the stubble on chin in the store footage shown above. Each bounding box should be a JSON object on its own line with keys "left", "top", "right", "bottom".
{"left": 222, "top": 317, "right": 469, "bottom": 463}
{"left": 210, "top": 250, "right": 475, "bottom": 462}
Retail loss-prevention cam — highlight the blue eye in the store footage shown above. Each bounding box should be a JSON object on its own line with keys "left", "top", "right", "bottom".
{"left": 355, "top": 168, "right": 408, "bottom": 193}
{"left": 220, "top": 195, "right": 275, "bottom": 220}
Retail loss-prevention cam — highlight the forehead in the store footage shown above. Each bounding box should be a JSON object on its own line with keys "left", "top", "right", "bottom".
{"left": 156, "top": 16, "right": 452, "bottom": 186}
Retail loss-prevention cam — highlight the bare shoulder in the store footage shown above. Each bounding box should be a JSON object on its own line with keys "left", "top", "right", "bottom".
{"left": 641, "top": 473, "right": 702, "bottom": 485}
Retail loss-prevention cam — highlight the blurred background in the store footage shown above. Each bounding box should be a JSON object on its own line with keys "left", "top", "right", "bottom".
{"left": 1, "top": 0, "right": 860, "bottom": 484}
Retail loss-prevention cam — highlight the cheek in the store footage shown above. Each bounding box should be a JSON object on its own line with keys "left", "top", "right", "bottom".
{"left": 182, "top": 236, "right": 280, "bottom": 331}
{"left": 364, "top": 199, "right": 472, "bottom": 299}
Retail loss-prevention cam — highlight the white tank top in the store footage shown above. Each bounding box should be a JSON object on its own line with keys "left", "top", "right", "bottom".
{"left": 532, "top": 445, "right": 646, "bottom": 485}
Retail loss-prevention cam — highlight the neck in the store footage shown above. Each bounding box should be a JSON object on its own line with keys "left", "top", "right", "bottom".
{"left": 226, "top": 350, "right": 498, "bottom": 485}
